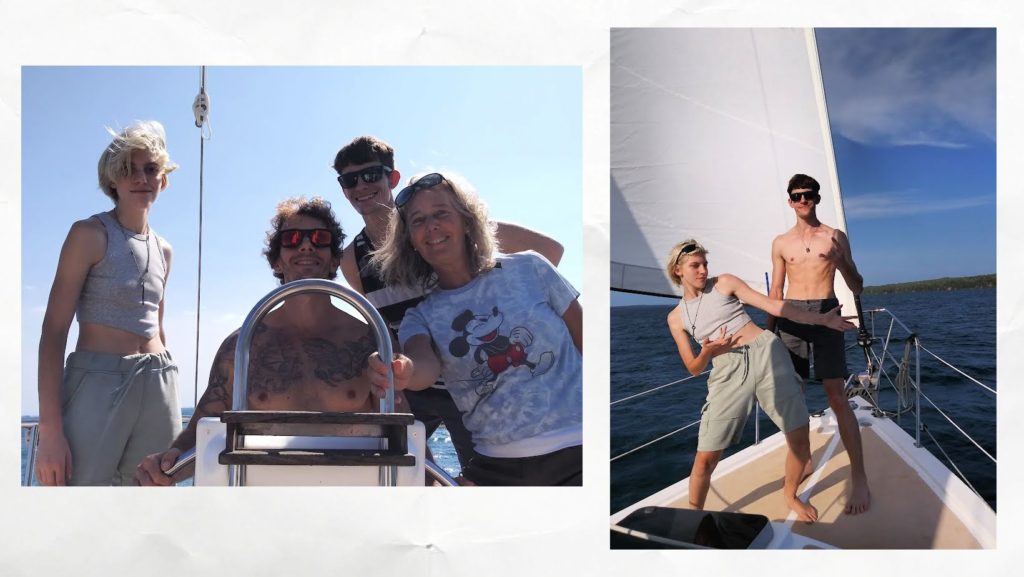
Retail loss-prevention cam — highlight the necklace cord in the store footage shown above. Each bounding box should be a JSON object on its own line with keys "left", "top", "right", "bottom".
{"left": 112, "top": 212, "right": 153, "bottom": 306}
{"left": 683, "top": 288, "right": 704, "bottom": 339}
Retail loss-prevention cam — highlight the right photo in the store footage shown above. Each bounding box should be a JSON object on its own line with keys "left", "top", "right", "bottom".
{"left": 609, "top": 28, "right": 995, "bottom": 549}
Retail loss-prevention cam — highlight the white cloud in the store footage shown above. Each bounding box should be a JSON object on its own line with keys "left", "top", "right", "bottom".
{"left": 818, "top": 29, "right": 995, "bottom": 149}
{"left": 844, "top": 190, "right": 994, "bottom": 219}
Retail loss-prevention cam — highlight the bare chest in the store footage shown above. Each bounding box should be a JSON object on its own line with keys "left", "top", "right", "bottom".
{"left": 782, "top": 233, "right": 832, "bottom": 268}
{"left": 243, "top": 330, "right": 377, "bottom": 412}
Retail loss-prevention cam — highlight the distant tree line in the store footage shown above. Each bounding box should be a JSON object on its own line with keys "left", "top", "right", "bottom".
{"left": 863, "top": 274, "right": 996, "bottom": 295}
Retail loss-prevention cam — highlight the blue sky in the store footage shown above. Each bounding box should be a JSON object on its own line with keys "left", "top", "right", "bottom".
{"left": 21, "top": 66, "right": 582, "bottom": 415}
{"left": 612, "top": 28, "right": 995, "bottom": 306}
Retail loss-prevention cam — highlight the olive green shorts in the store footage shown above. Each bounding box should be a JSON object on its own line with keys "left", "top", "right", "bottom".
{"left": 696, "top": 331, "right": 808, "bottom": 452}
{"left": 61, "top": 350, "right": 182, "bottom": 486}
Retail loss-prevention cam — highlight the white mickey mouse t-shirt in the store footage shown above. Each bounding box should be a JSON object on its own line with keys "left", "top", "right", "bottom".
{"left": 399, "top": 251, "right": 582, "bottom": 458}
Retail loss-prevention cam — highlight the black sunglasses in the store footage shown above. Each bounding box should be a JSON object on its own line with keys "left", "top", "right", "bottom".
{"left": 673, "top": 242, "right": 702, "bottom": 266}
{"left": 788, "top": 191, "right": 820, "bottom": 203}
{"left": 337, "top": 165, "right": 392, "bottom": 189}
{"left": 395, "top": 173, "right": 446, "bottom": 209}
{"left": 279, "top": 228, "right": 333, "bottom": 248}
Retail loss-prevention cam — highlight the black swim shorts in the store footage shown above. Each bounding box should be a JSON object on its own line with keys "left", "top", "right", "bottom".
{"left": 776, "top": 298, "right": 849, "bottom": 381}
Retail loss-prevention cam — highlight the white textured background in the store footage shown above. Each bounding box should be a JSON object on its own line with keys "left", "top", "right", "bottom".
{"left": 0, "top": 0, "right": 1019, "bottom": 575}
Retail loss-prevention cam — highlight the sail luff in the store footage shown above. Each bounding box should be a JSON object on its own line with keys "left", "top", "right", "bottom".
{"left": 806, "top": 29, "right": 857, "bottom": 321}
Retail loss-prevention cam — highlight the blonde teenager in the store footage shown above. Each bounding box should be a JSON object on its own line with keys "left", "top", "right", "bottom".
{"left": 666, "top": 239, "right": 856, "bottom": 521}
{"left": 36, "top": 121, "right": 181, "bottom": 486}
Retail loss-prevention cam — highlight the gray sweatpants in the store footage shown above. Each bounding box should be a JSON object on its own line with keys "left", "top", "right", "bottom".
{"left": 61, "top": 350, "right": 181, "bottom": 486}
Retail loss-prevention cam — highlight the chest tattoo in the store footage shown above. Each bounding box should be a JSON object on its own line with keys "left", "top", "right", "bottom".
{"left": 302, "top": 333, "right": 376, "bottom": 386}
{"left": 249, "top": 332, "right": 304, "bottom": 394}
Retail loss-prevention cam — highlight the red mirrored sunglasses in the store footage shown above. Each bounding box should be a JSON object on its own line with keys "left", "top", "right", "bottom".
{"left": 279, "top": 228, "right": 333, "bottom": 248}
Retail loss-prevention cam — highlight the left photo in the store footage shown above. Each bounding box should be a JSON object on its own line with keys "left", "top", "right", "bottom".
{"left": 21, "top": 66, "right": 582, "bottom": 488}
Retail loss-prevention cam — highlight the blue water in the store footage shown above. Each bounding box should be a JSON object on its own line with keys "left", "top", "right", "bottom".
{"left": 20, "top": 406, "right": 461, "bottom": 485}
{"left": 610, "top": 287, "right": 997, "bottom": 514}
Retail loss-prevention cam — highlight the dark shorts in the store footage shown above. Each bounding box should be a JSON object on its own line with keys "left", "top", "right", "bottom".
{"left": 776, "top": 298, "right": 849, "bottom": 381}
{"left": 404, "top": 386, "right": 478, "bottom": 469}
{"left": 461, "top": 444, "right": 582, "bottom": 486}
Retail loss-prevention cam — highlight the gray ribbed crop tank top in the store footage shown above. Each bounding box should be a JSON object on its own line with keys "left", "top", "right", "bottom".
{"left": 680, "top": 277, "right": 753, "bottom": 342}
{"left": 76, "top": 212, "right": 167, "bottom": 339}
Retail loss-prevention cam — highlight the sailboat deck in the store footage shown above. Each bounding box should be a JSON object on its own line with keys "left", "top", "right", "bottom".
{"left": 613, "top": 400, "right": 995, "bottom": 549}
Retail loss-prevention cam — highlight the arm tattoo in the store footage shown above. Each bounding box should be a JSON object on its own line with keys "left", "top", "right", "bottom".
{"left": 302, "top": 333, "right": 376, "bottom": 386}
{"left": 195, "top": 334, "right": 236, "bottom": 416}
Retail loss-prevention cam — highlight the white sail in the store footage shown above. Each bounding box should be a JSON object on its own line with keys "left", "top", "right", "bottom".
{"left": 610, "top": 28, "right": 855, "bottom": 318}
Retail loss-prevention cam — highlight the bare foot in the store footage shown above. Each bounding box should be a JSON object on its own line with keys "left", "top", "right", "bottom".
{"left": 786, "top": 495, "right": 818, "bottom": 523}
{"left": 844, "top": 483, "right": 870, "bottom": 515}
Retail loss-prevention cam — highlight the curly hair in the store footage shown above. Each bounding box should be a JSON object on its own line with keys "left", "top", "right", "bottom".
{"left": 370, "top": 172, "right": 497, "bottom": 291}
{"left": 666, "top": 239, "right": 708, "bottom": 286}
{"left": 97, "top": 120, "right": 178, "bottom": 202}
{"left": 263, "top": 196, "right": 346, "bottom": 284}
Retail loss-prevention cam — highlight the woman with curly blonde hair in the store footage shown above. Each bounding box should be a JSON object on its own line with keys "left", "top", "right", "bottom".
{"left": 369, "top": 172, "right": 582, "bottom": 486}
{"left": 36, "top": 120, "right": 182, "bottom": 486}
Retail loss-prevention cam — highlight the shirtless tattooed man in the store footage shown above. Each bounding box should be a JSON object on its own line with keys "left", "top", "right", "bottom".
{"left": 135, "top": 196, "right": 409, "bottom": 485}
{"left": 768, "top": 173, "right": 870, "bottom": 515}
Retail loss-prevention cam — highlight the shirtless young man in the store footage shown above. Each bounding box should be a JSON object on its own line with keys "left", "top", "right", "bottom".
{"left": 332, "top": 135, "right": 564, "bottom": 471}
{"left": 134, "top": 196, "right": 409, "bottom": 485}
{"left": 769, "top": 173, "right": 870, "bottom": 515}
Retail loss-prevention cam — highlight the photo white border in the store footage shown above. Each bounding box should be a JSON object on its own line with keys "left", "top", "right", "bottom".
{"left": 1, "top": 1, "right": 1018, "bottom": 575}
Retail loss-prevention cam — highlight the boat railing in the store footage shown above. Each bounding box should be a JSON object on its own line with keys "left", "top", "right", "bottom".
{"left": 22, "top": 415, "right": 461, "bottom": 487}
{"left": 609, "top": 371, "right": 707, "bottom": 462}
{"left": 611, "top": 307, "right": 996, "bottom": 498}
{"left": 20, "top": 417, "right": 191, "bottom": 487}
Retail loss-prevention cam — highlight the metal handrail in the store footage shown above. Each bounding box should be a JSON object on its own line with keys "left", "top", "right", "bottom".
{"left": 164, "top": 446, "right": 196, "bottom": 478}
{"left": 161, "top": 448, "right": 463, "bottom": 486}
{"left": 229, "top": 278, "right": 396, "bottom": 487}
{"left": 21, "top": 417, "right": 192, "bottom": 487}
{"left": 21, "top": 422, "right": 37, "bottom": 487}
{"left": 232, "top": 279, "right": 395, "bottom": 412}
{"left": 425, "top": 461, "right": 460, "bottom": 486}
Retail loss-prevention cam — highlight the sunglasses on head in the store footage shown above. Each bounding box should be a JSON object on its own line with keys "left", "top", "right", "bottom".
{"left": 395, "top": 173, "right": 447, "bottom": 209}
{"left": 278, "top": 228, "right": 333, "bottom": 248}
{"left": 337, "top": 165, "right": 392, "bottom": 189}
{"left": 674, "top": 242, "right": 702, "bottom": 266}
{"left": 788, "top": 191, "right": 820, "bottom": 203}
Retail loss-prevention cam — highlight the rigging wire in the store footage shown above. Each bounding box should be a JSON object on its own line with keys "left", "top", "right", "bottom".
{"left": 191, "top": 66, "right": 211, "bottom": 406}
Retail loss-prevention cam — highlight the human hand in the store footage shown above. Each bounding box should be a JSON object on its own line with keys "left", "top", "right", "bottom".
{"left": 134, "top": 447, "right": 190, "bottom": 486}
{"left": 35, "top": 430, "right": 72, "bottom": 486}
{"left": 820, "top": 233, "right": 854, "bottom": 269}
{"left": 368, "top": 352, "right": 414, "bottom": 398}
{"left": 821, "top": 305, "right": 858, "bottom": 332}
{"left": 700, "top": 327, "right": 741, "bottom": 355}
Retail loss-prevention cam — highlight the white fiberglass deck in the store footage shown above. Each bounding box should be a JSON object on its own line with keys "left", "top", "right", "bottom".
{"left": 611, "top": 398, "right": 995, "bottom": 549}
